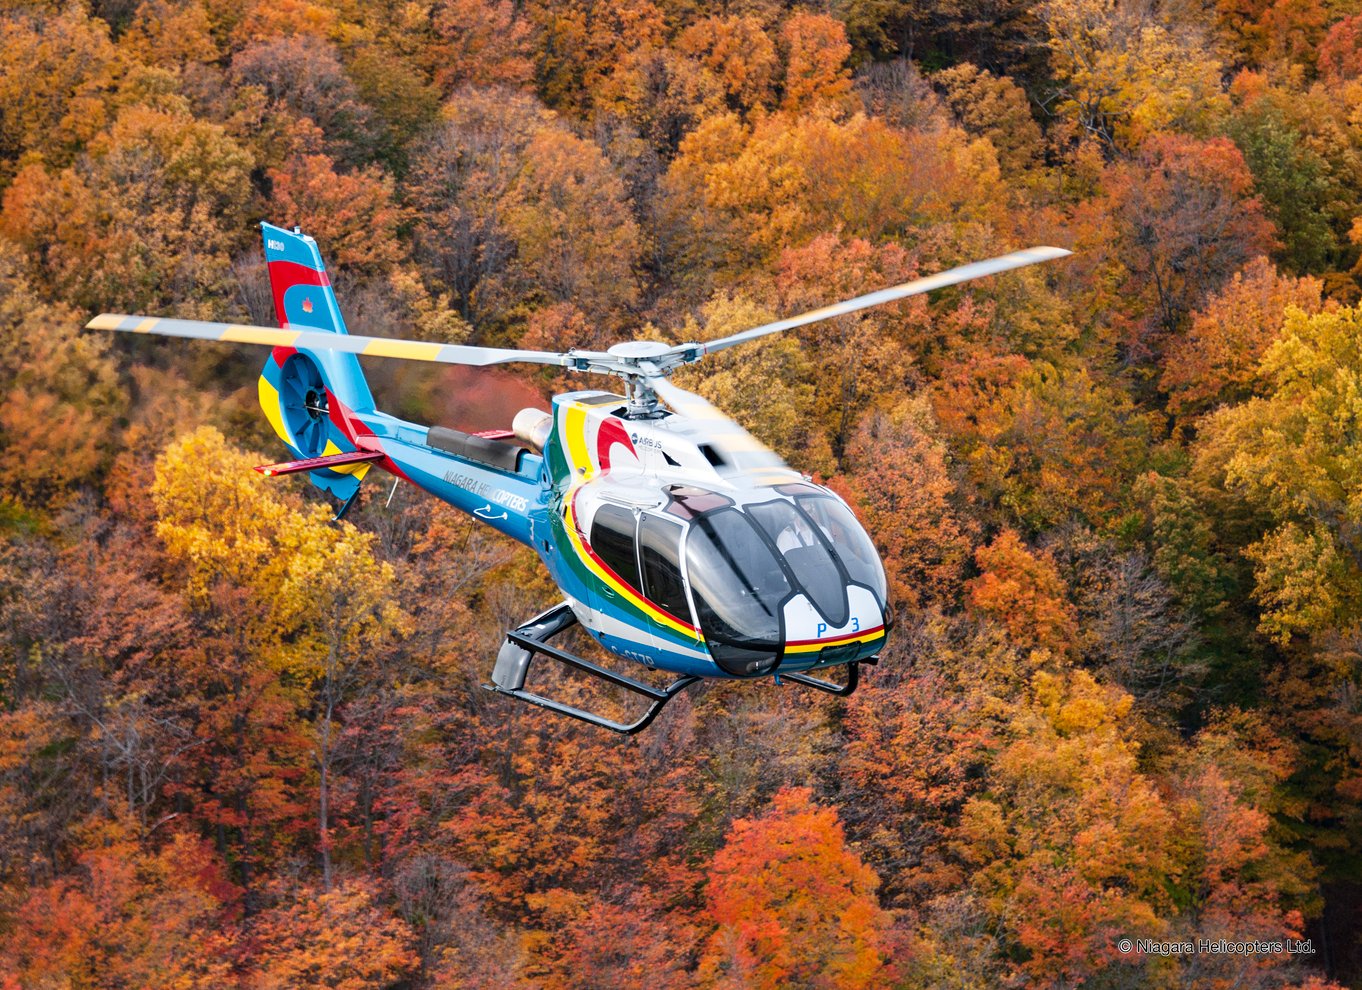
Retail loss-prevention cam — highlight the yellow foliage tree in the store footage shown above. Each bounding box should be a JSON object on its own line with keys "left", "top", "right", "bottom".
{"left": 957, "top": 669, "right": 1174, "bottom": 986}
{"left": 154, "top": 427, "right": 407, "bottom": 886}
{"left": 1040, "top": 0, "right": 1228, "bottom": 150}
{"left": 1195, "top": 306, "right": 1362, "bottom": 643}
{"left": 663, "top": 110, "right": 1006, "bottom": 282}
{"left": 673, "top": 294, "right": 836, "bottom": 475}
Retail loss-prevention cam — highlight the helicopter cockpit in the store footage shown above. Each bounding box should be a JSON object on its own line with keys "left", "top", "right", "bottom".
{"left": 582, "top": 482, "right": 890, "bottom": 678}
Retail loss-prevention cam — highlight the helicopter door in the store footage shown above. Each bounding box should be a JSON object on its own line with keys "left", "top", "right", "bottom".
{"left": 637, "top": 514, "right": 693, "bottom": 632}
{"left": 587, "top": 503, "right": 648, "bottom": 649}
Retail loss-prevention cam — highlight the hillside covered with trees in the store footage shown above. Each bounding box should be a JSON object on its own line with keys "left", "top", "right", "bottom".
{"left": 2, "top": 0, "right": 1362, "bottom": 986}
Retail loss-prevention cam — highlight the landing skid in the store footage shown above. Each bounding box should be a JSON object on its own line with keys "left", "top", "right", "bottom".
{"left": 781, "top": 661, "right": 862, "bottom": 696}
{"left": 486, "top": 603, "right": 701, "bottom": 735}
{"left": 485, "top": 603, "right": 870, "bottom": 733}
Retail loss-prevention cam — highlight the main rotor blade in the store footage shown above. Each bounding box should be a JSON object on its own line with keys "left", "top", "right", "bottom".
{"left": 652, "top": 379, "right": 789, "bottom": 472}
{"left": 87, "top": 314, "right": 587, "bottom": 368}
{"left": 652, "top": 378, "right": 730, "bottom": 423}
{"left": 680, "top": 245, "right": 1071, "bottom": 359}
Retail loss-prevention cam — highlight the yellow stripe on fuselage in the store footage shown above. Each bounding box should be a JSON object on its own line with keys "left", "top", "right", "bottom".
{"left": 784, "top": 627, "right": 885, "bottom": 654}
{"left": 564, "top": 404, "right": 591, "bottom": 475}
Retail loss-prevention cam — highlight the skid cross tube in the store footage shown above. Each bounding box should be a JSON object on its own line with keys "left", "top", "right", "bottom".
{"left": 485, "top": 603, "right": 701, "bottom": 734}
{"left": 782, "top": 661, "right": 861, "bottom": 696}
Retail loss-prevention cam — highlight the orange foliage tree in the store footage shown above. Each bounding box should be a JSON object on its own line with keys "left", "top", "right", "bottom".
{"left": 0, "top": 817, "right": 237, "bottom": 989}
{"left": 842, "top": 398, "right": 974, "bottom": 610}
{"left": 780, "top": 13, "right": 857, "bottom": 114}
{"left": 1098, "top": 134, "right": 1277, "bottom": 360}
{"left": 248, "top": 879, "right": 419, "bottom": 989}
{"left": 1, "top": 102, "right": 255, "bottom": 312}
{"left": 268, "top": 153, "right": 409, "bottom": 276}
{"left": 428, "top": 0, "right": 533, "bottom": 93}
{"left": 967, "top": 529, "right": 1079, "bottom": 658}
{"left": 676, "top": 15, "right": 778, "bottom": 115}
{"left": 697, "top": 787, "right": 892, "bottom": 989}
{"left": 1161, "top": 256, "right": 1325, "bottom": 422}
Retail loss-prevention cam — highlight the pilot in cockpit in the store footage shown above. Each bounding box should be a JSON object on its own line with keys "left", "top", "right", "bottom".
{"left": 774, "top": 510, "right": 819, "bottom": 555}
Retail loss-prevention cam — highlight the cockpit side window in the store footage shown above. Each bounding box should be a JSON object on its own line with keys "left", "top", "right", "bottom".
{"left": 590, "top": 503, "right": 640, "bottom": 590}
{"left": 796, "top": 496, "right": 887, "bottom": 602}
{"left": 638, "top": 515, "right": 690, "bottom": 622}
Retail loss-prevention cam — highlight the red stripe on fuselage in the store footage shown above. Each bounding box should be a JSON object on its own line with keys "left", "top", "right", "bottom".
{"left": 325, "top": 394, "right": 412, "bottom": 482}
{"left": 786, "top": 624, "right": 885, "bottom": 647}
{"left": 597, "top": 417, "right": 635, "bottom": 471}
{"left": 569, "top": 487, "right": 697, "bottom": 633}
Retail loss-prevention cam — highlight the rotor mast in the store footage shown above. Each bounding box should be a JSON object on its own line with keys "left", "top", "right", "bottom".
{"left": 595, "top": 341, "right": 672, "bottom": 418}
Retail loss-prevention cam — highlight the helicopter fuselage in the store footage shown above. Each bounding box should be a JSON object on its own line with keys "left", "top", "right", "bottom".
{"left": 310, "top": 379, "right": 890, "bottom": 681}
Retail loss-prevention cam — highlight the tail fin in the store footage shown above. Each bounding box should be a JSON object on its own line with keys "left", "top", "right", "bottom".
{"left": 257, "top": 223, "right": 376, "bottom": 502}
{"left": 261, "top": 222, "right": 375, "bottom": 414}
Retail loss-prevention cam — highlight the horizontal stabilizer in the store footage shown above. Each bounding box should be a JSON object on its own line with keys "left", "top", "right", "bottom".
{"left": 255, "top": 449, "right": 385, "bottom": 477}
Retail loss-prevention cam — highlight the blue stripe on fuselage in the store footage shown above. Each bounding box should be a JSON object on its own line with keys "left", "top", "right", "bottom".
{"left": 352, "top": 413, "right": 546, "bottom": 546}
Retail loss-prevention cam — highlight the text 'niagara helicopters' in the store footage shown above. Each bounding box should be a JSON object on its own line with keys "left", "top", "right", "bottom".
{"left": 89, "top": 223, "right": 1068, "bottom": 733}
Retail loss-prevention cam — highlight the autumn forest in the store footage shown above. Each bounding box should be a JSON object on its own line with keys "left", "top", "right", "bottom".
{"left": 1, "top": 0, "right": 1362, "bottom": 985}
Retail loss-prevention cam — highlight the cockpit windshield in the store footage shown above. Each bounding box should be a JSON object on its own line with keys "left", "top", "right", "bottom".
{"left": 796, "top": 496, "right": 888, "bottom": 602}
{"left": 746, "top": 500, "right": 848, "bottom": 627}
{"left": 679, "top": 491, "right": 887, "bottom": 677}
{"left": 684, "top": 508, "right": 788, "bottom": 676}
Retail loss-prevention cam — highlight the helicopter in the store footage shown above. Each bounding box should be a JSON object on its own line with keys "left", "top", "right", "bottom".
{"left": 88, "top": 223, "right": 1069, "bottom": 733}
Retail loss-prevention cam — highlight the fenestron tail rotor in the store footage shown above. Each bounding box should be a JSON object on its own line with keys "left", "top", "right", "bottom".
{"left": 87, "top": 246, "right": 1072, "bottom": 418}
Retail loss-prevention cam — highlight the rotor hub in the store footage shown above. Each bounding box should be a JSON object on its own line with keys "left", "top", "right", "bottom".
{"left": 606, "top": 340, "right": 671, "bottom": 360}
